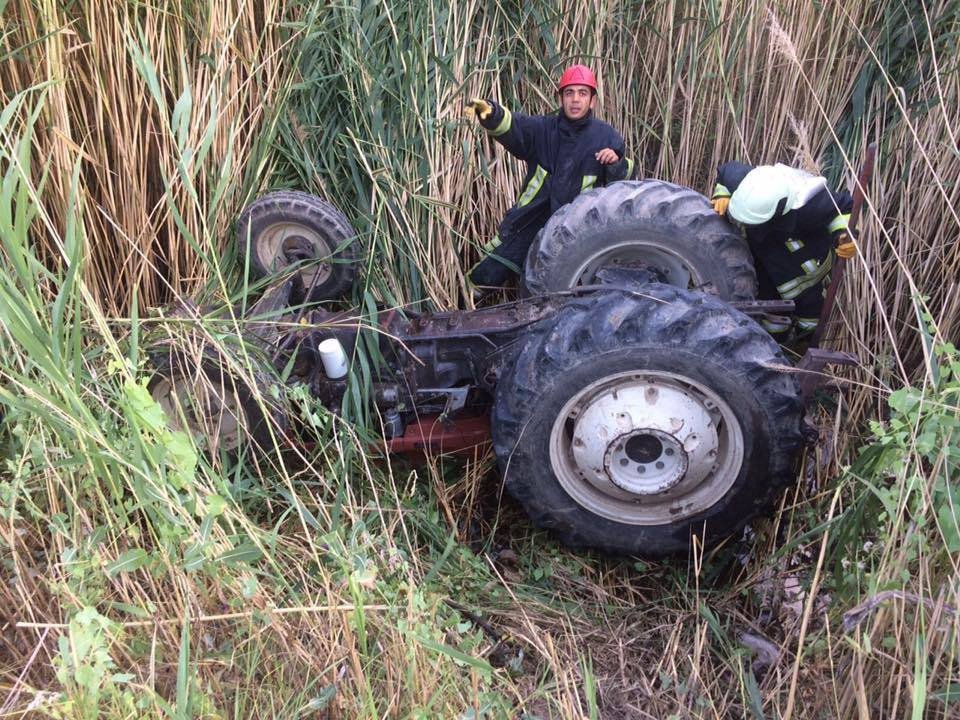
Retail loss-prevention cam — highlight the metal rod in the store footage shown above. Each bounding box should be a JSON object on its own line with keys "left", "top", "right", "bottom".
{"left": 809, "top": 142, "right": 877, "bottom": 349}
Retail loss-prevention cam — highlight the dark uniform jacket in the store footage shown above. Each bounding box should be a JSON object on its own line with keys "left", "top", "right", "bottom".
{"left": 713, "top": 161, "right": 853, "bottom": 330}
{"left": 480, "top": 101, "right": 635, "bottom": 211}
{"left": 469, "top": 100, "right": 635, "bottom": 286}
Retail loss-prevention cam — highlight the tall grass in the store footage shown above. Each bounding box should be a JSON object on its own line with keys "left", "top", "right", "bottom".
{"left": 2, "top": 0, "right": 960, "bottom": 717}
{"left": 0, "top": 0, "right": 292, "bottom": 314}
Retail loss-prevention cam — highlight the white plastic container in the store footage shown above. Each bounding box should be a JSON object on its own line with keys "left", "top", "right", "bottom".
{"left": 317, "top": 338, "right": 349, "bottom": 379}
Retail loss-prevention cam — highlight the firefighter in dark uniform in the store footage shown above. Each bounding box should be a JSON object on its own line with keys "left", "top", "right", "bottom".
{"left": 710, "top": 162, "right": 858, "bottom": 336}
{"left": 465, "top": 65, "right": 636, "bottom": 290}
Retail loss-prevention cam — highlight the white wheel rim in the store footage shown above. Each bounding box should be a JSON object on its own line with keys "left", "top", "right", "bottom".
{"left": 548, "top": 370, "right": 744, "bottom": 525}
{"left": 573, "top": 240, "right": 703, "bottom": 290}
{"left": 257, "top": 221, "right": 334, "bottom": 288}
{"left": 152, "top": 373, "right": 245, "bottom": 453}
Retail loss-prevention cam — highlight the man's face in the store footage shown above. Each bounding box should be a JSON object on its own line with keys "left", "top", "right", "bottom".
{"left": 560, "top": 85, "right": 595, "bottom": 120}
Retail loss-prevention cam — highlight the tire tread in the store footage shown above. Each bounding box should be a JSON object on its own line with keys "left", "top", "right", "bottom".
{"left": 524, "top": 180, "right": 757, "bottom": 301}
{"left": 236, "top": 191, "right": 360, "bottom": 301}
{"left": 492, "top": 285, "right": 803, "bottom": 556}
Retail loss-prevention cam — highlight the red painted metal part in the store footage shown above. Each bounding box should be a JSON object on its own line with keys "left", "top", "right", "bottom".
{"left": 385, "top": 412, "right": 492, "bottom": 457}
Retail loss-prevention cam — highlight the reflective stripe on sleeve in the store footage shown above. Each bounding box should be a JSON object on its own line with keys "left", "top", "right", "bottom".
{"left": 581, "top": 175, "right": 597, "bottom": 192}
{"left": 471, "top": 254, "right": 520, "bottom": 275}
{"left": 489, "top": 107, "right": 512, "bottom": 137}
{"left": 626, "top": 158, "right": 635, "bottom": 177}
{"left": 785, "top": 239, "right": 805, "bottom": 252}
{"left": 828, "top": 213, "right": 850, "bottom": 233}
{"left": 482, "top": 235, "right": 502, "bottom": 253}
{"left": 712, "top": 183, "right": 731, "bottom": 199}
{"left": 761, "top": 317, "right": 792, "bottom": 334}
{"left": 795, "top": 317, "right": 820, "bottom": 331}
{"left": 517, "top": 165, "right": 548, "bottom": 207}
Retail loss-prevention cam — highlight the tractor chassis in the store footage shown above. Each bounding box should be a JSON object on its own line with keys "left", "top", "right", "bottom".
{"left": 241, "top": 279, "right": 855, "bottom": 456}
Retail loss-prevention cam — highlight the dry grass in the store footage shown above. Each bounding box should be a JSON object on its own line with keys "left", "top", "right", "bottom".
{"left": 2, "top": 0, "right": 959, "bottom": 717}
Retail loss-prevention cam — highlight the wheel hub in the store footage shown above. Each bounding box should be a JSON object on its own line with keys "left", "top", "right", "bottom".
{"left": 259, "top": 221, "right": 333, "bottom": 285}
{"left": 282, "top": 235, "right": 316, "bottom": 263}
{"left": 576, "top": 243, "right": 697, "bottom": 289}
{"left": 153, "top": 374, "right": 244, "bottom": 453}
{"left": 571, "top": 379, "right": 719, "bottom": 500}
{"left": 550, "top": 371, "right": 744, "bottom": 525}
{"left": 604, "top": 429, "right": 688, "bottom": 495}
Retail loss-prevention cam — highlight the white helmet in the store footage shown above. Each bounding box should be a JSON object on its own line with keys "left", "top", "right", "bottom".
{"left": 728, "top": 164, "right": 826, "bottom": 225}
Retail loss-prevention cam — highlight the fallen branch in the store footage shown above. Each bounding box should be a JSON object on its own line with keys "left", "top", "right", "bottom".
{"left": 842, "top": 590, "right": 959, "bottom": 633}
{"left": 740, "top": 631, "right": 782, "bottom": 677}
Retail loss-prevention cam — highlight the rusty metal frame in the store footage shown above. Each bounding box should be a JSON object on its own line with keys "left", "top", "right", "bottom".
{"left": 234, "top": 273, "right": 864, "bottom": 458}
{"left": 794, "top": 348, "right": 858, "bottom": 405}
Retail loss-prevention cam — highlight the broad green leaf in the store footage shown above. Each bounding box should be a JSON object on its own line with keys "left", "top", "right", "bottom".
{"left": 416, "top": 634, "right": 493, "bottom": 679}
{"left": 217, "top": 542, "right": 264, "bottom": 566}
{"left": 105, "top": 548, "right": 150, "bottom": 578}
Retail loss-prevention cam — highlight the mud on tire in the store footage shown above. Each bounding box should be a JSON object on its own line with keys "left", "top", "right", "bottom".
{"left": 236, "top": 190, "right": 360, "bottom": 302}
{"left": 524, "top": 180, "right": 757, "bottom": 301}
{"left": 491, "top": 285, "right": 802, "bottom": 556}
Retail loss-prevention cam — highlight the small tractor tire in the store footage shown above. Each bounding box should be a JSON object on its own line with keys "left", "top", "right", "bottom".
{"left": 148, "top": 348, "right": 283, "bottom": 456}
{"left": 491, "top": 285, "right": 802, "bottom": 556}
{"left": 523, "top": 180, "right": 757, "bottom": 301}
{"left": 237, "top": 190, "right": 359, "bottom": 302}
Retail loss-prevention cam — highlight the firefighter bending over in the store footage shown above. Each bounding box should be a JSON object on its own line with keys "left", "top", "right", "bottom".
{"left": 711, "top": 162, "right": 857, "bottom": 337}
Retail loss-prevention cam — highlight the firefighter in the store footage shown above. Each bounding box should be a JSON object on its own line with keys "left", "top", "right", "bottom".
{"left": 465, "top": 65, "right": 636, "bottom": 291}
{"left": 711, "top": 162, "right": 857, "bottom": 336}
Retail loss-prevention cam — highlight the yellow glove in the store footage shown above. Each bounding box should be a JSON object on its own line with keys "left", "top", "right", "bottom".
{"left": 835, "top": 232, "right": 857, "bottom": 259}
{"left": 712, "top": 196, "right": 730, "bottom": 216}
{"left": 465, "top": 97, "right": 493, "bottom": 121}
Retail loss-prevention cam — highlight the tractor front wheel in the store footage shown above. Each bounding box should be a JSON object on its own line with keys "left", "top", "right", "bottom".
{"left": 148, "top": 349, "right": 282, "bottom": 456}
{"left": 236, "top": 190, "right": 360, "bottom": 302}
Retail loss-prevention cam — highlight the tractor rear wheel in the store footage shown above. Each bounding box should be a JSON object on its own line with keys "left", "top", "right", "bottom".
{"left": 491, "top": 285, "right": 802, "bottom": 556}
{"left": 523, "top": 180, "right": 757, "bottom": 300}
{"left": 237, "top": 190, "right": 360, "bottom": 302}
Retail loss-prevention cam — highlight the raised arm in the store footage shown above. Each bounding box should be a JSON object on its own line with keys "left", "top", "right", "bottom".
{"left": 468, "top": 98, "right": 545, "bottom": 163}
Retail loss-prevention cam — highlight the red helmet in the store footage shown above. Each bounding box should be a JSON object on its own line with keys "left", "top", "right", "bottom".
{"left": 558, "top": 64, "right": 598, "bottom": 92}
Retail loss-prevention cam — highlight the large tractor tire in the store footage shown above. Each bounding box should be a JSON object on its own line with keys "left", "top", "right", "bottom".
{"left": 491, "top": 285, "right": 802, "bottom": 556}
{"left": 236, "top": 191, "right": 360, "bottom": 302}
{"left": 148, "top": 347, "right": 283, "bottom": 456}
{"left": 523, "top": 180, "right": 757, "bottom": 301}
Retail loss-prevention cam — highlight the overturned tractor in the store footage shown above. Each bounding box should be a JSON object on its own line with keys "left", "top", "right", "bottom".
{"left": 149, "top": 181, "right": 853, "bottom": 557}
